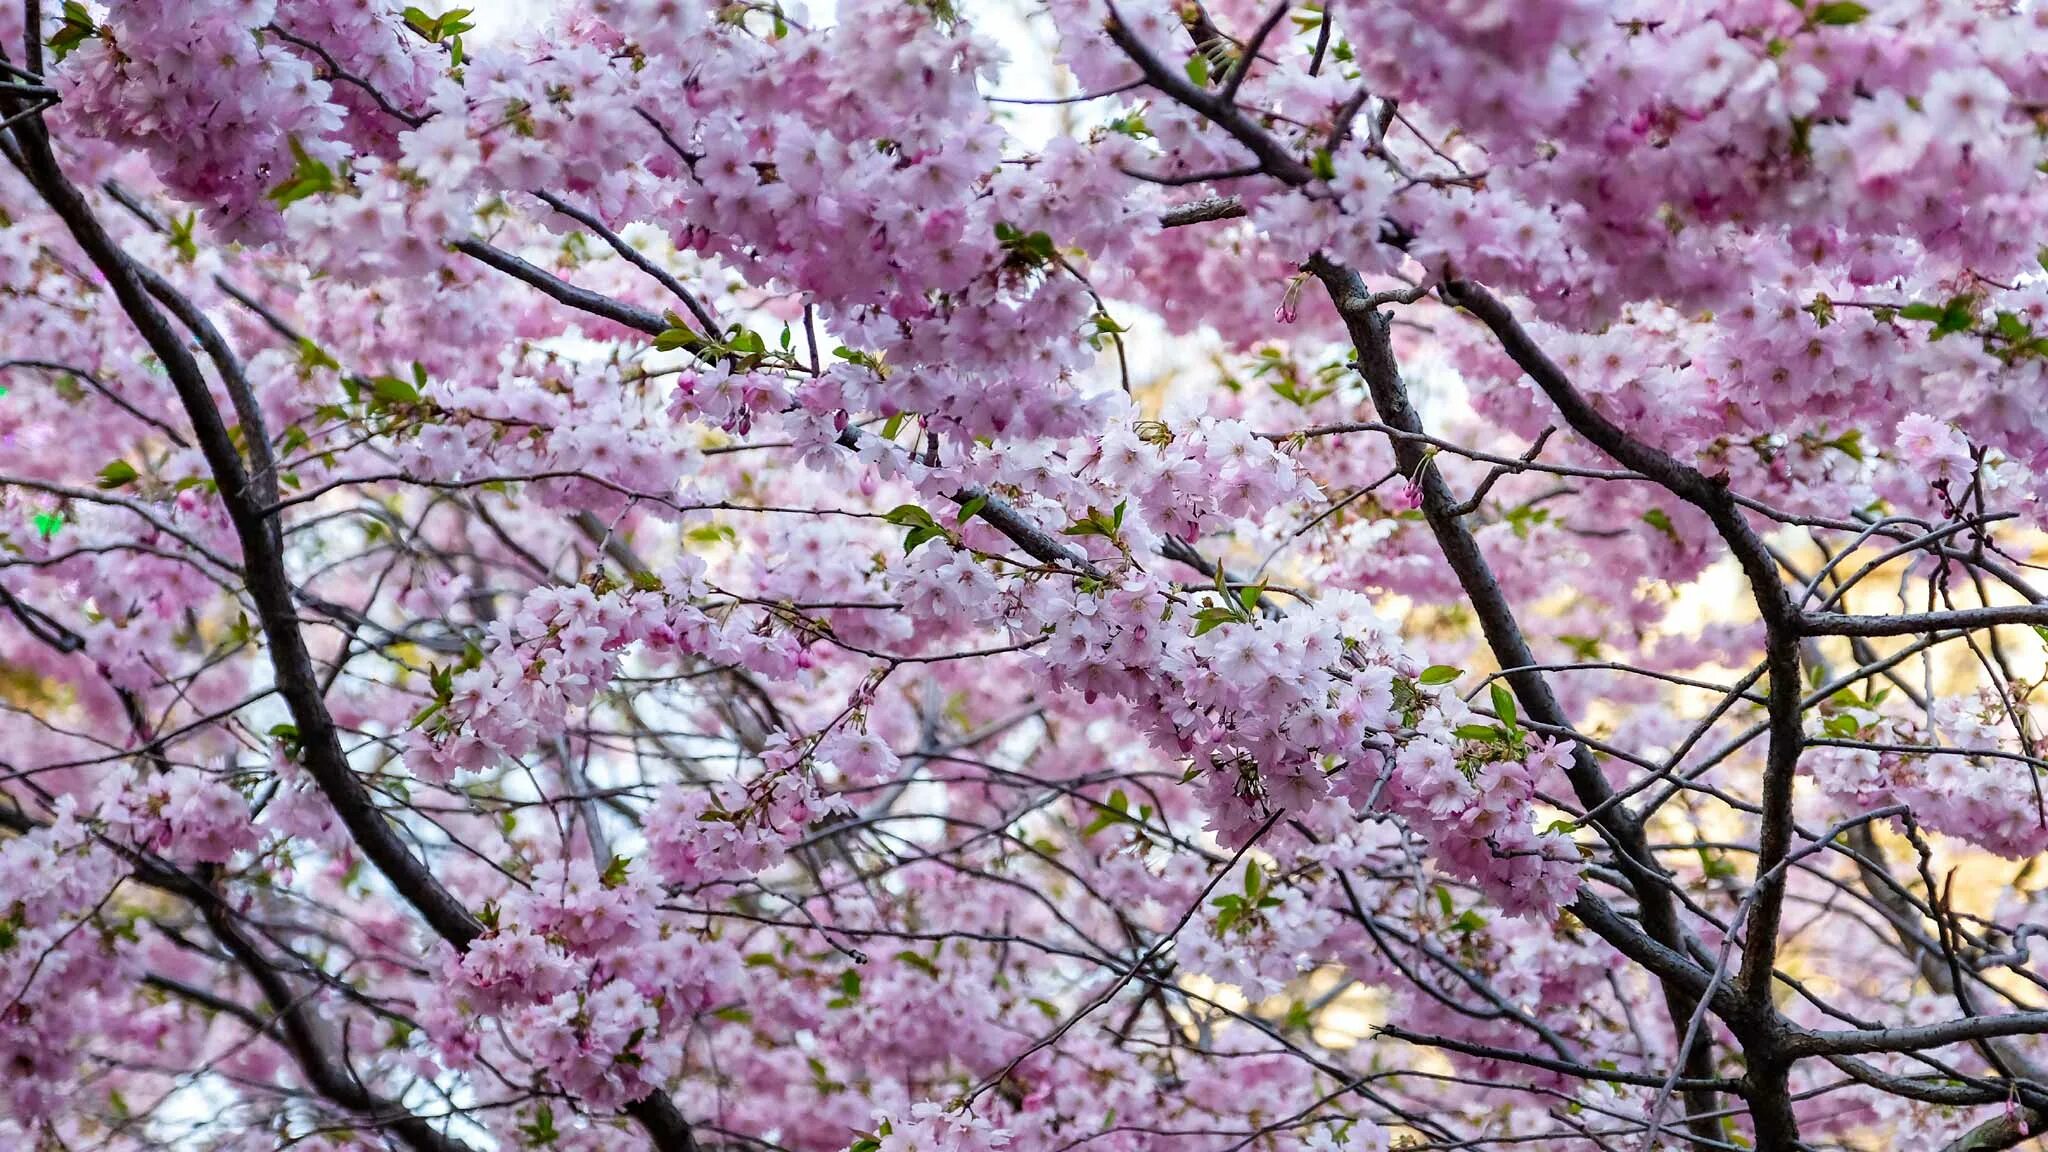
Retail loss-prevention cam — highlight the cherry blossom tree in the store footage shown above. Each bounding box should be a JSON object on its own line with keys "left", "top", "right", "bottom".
{"left": 8, "top": 0, "right": 2048, "bottom": 1149}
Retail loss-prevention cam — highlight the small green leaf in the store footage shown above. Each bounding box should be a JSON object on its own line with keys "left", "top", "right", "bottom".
{"left": 1418, "top": 665, "right": 1462, "bottom": 686}
{"left": 165, "top": 213, "right": 199, "bottom": 263}
{"left": 403, "top": 5, "right": 477, "bottom": 42}
{"left": 46, "top": 1, "right": 97, "bottom": 62}
{"left": 369, "top": 374, "right": 420, "bottom": 406}
{"left": 1933, "top": 294, "right": 1980, "bottom": 338}
{"left": 96, "top": 460, "right": 139, "bottom": 489}
{"left": 686, "top": 522, "right": 737, "bottom": 546}
{"left": 882, "top": 504, "right": 937, "bottom": 529}
{"left": 1082, "top": 789, "right": 1133, "bottom": 837}
{"left": 1489, "top": 683, "right": 1518, "bottom": 732}
{"left": 519, "top": 1101, "right": 561, "bottom": 1145}
{"left": 1811, "top": 1, "right": 1869, "bottom": 24}
{"left": 1822, "top": 428, "right": 1865, "bottom": 462}
{"left": 267, "top": 137, "right": 339, "bottom": 207}
{"left": 653, "top": 327, "right": 701, "bottom": 352}
{"left": 1184, "top": 53, "right": 1211, "bottom": 88}
{"left": 883, "top": 503, "right": 946, "bottom": 554}
{"left": 296, "top": 339, "right": 341, "bottom": 372}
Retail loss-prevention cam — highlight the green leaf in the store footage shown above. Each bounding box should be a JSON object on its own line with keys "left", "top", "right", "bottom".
{"left": 1489, "top": 682, "right": 1518, "bottom": 732}
{"left": 599, "top": 854, "right": 631, "bottom": 888}
{"left": 30, "top": 511, "right": 62, "bottom": 540}
{"left": 1081, "top": 789, "right": 1134, "bottom": 837}
{"left": 403, "top": 5, "right": 477, "bottom": 42}
{"left": 1453, "top": 723, "right": 1503, "bottom": 743}
{"left": 1698, "top": 848, "right": 1739, "bottom": 881}
{"left": 824, "top": 967, "right": 863, "bottom": 1009}
{"left": 166, "top": 213, "right": 199, "bottom": 263}
{"left": 956, "top": 494, "right": 988, "bottom": 524}
{"left": 994, "top": 221, "right": 1057, "bottom": 265}
{"left": 1559, "top": 633, "right": 1604, "bottom": 659}
{"left": 1238, "top": 583, "right": 1264, "bottom": 615}
{"left": 1641, "top": 507, "right": 1677, "bottom": 539}
{"left": 1812, "top": 1, "right": 1869, "bottom": 24}
{"left": 1061, "top": 506, "right": 1124, "bottom": 540}
{"left": 368, "top": 374, "right": 420, "bottom": 406}
{"left": 1822, "top": 428, "right": 1865, "bottom": 462}
{"left": 1107, "top": 112, "right": 1151, "bottom": 139}
{"left": 653, "top": 326, "right": 701, "bottom": 352}
{"left": 1933, "top": 294, "right": 1980, "bottom": 338}
{"left": 882, "top": 504, "right": 937, "bottom": 529}
{"left": 686, "top": 522, "right": 737, "bottom": 546}
{"left": 267, "top": 137, "right": 339, "bottom": 207}
{"left": 519, "top": 1101, "right": 561, "bottom": 1145}
{"left": 883, "top": 504, "right": 946, "bottom": 554}
{"left": 96, "top": 460, "right": 139, "bottom": 490}
{"left": 1184, "top": 53, "right": 1211, "bottom": 88}
{"left": 47, "top": 1, "right": 97, "bottom": 62}
{"left": 296, "top": 339, "right": 342, "bottom": 372}
{"left": 1418, "top": 665, "right": 1462, "bottom": 686}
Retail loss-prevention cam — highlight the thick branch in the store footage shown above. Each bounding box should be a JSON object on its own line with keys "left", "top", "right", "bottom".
{"left": 1311, "top": 259, "right": 1732, "bottom": 1145}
